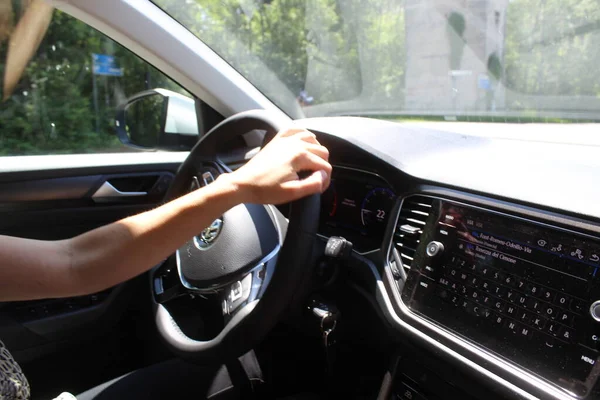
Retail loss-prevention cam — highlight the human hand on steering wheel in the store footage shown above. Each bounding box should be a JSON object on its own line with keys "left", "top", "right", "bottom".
{"left": 222, "top": 128, "right": 332, "bottom": 205}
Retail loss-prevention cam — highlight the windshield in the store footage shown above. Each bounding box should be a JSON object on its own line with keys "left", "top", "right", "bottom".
{"left": 154, "top": 0, "right": 600, "bottom": 123}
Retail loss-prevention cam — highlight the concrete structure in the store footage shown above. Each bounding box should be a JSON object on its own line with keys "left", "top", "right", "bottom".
{"left": 404, "top": 0, "right": 508, "bottom": 112}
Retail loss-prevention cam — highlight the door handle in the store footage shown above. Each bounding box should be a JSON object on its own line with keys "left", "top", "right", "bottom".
{"left": 92, "top": 181, "right": 147, "bottom": 202}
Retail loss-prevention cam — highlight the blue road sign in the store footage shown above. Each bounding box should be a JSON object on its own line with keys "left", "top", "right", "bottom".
{"left": 92, "top": 53, "right": 123, "bottom": 77}
{"left": 478, "top": 74, "right": 491, "bottom": 90}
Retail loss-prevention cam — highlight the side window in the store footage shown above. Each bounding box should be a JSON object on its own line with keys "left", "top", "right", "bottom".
{"left": 0, "top": 4, "right": 190, "bottom": 156}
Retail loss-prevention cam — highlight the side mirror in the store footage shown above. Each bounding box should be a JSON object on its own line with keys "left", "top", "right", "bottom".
{"left": 115, "top": 89, "right": 199, "bottom": 151}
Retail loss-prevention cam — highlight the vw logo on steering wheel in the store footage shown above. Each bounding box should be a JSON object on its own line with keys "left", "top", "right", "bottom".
{"left": 194, "top": 218, "right": 223, "bottom": 249}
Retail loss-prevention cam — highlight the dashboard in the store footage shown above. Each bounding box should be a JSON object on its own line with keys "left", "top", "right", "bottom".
{"left": 294, "top": 117, "right": 600, "bottom": 400}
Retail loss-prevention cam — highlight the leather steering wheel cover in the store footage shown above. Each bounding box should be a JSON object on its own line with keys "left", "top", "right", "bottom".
{"left": 164, "top": 109, "right": 289, "bottom": 202}
{"left": 154, "top": 110, "right": 319, "bottom": 362}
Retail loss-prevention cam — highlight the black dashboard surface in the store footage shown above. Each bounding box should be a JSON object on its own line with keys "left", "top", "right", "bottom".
{"left": 294, "top": 117, "right": 600, "bottom": 222}
{"left": 289, "top": 118, "right": 600, "bottom": 400}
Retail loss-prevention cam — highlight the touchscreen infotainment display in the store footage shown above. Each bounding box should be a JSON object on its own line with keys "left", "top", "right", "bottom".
{"left": 400, "top": 197, "right": 600, "bottom": 396}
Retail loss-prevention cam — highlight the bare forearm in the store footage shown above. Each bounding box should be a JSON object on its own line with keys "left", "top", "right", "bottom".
{"left": 64, "top": 174, "right": 243, "bottom": 297}
{"left": 0, "top": 174, "right": 243, "bottom": 301}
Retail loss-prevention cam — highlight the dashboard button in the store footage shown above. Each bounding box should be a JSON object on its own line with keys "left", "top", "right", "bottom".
{"left": 413, "top": 278, "right": 435, "bottom": 301}
{"left": 449, "top": 281, "right": 463, "bottom": 293}
{"left": 589, "top": 300, "right": 600, "bottom": 322}
{"left": 491, "top": 270, "right": 506, "bottom": 283}
{"left": 526, "top": 297, "right": 543, "bottom": 312}
{"left": 558, "top": 325, "right": 574, "bottom": 342}
{"left": 396, "top": 382, "right": 426, "bottom": 400}
{"left": 554, "top": 294, "right": 570, "bottom": 308}
{"left": 437, "top": 277, "right": 450, "bottom": 287}
{"left": 540, "top": 287, "right": 556, "bottom": 303}
{"left": 517, "top": 324, "right": 534, "bottom": 339}
{"left": 516, "top": 293, "right": 528, "bottom": 307}
{"left": 503, "top": 275, "right": 515, "bottom": 287}
{"left": 481, "top": 280, "right": 491, "bottom": 292}
{"left": 564, "top": 345, "right": 599, "bottom": 383}
{"left": 517, "top": 309, "right": 533, "bottom": 324}
{"left": 549, "top": 242, "right": 566, "bottom": 255}
{"left": 490, "top": 284, "right": 507, "bottom": 299}
{"left": 539, "top": 333, "right": 559, "bottom": 350}
{"left": 506, "top": 290, "right": 518, "bottom": 303}
{"left": 556, "top": 310, "right": 575, "bottom": 326}
{"left": 426, "top": 241, "right": 444, "bottom": 257}
{"left": 449, "top": 293, "right": 461, "bottom": 306}
{"left": 571, "top": 298, "right": 585, "bottom": 315}
{"left": 458, "top": 271, "right": 469, "bottom": 282}
{"left": 514, "top": 277, "right": 527, "bottom": 291}
{"left": 542, "top": 303, "right": 558, "bottom": 319}
{"left": 505, "top": 319, "right": 521, "bottom": 334}
{"left": 469, "top": 289, "right": 482, "bottom": 303}
{"left": 505, "top": 304, "right": 519, "bottom": 317}
{"left": 491, "top": 312, "right": 505, "bottom": 326}
{"left": 526, "top": 283, "right": 541, "bottom": 297}
{"left": 493, "top": 299, "right": 506, "bottom": 313}
{"left": 481, "top": 294, "right": 494, "bottom": 307}
{"left": 545, "top": 321, "right": 560, "bottom": 336}
{"left": 531, "top": 315, "right": 548, "bottom": 330}
{"left": 469, "top": 275, "right": 480, "bottom": 287}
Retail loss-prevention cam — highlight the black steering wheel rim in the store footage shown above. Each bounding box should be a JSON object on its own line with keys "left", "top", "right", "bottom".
{"left": 153, "top": 109, "right": 320, "bottom": 363}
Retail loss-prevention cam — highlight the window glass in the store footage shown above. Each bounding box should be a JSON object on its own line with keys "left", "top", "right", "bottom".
{"left": 0, "top": 4, "right": 190, "bottom": 156}
{"left": 155, "top": 0, "right": 600, "bottom": 123}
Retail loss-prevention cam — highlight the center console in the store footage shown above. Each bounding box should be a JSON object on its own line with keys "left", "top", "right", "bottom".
{"left": 397, "top": 195, "right": 600, "bottom": 397}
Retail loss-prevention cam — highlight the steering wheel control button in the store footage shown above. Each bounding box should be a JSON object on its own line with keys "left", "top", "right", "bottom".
{"left": 201, "top": 171, "right": 215, "bottom": 186}
{"left": 426, "top": 241, "right": 444, "bottom": 257}
{"left": 589, "top": 300, "right": 600, "bottom": 322}
{"left": 230, "top": 281, "right": 243, "bottom": 302}
{"left": 189, "top": 176, "right": 200, "bottom": 192}
{"left": 224, "top": 274, "right": 253, "bottom": 315}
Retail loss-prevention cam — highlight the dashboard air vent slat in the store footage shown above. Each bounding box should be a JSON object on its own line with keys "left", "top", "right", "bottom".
{"left": 393, "top": 195, "right": 433, "bottom": 271}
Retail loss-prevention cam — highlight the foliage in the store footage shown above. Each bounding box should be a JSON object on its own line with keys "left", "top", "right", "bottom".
{"left": 0, "top": 7, "right": 187, "bottom": 156}
{"left": 504, "top": 0, "right": 600, "bottom": 105}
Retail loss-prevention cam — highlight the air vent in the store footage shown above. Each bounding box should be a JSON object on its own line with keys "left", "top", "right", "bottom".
{"left": 393, "top": 195, "right": 433, "bottom": 271}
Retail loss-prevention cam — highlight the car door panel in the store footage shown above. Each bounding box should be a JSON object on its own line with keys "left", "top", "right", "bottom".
{"left": 0, "top": 153, "right": 184, "bottom": 366}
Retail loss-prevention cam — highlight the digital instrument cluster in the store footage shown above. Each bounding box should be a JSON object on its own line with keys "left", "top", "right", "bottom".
{"left": 319, "top": 167, "right": 396, "bottom": 253}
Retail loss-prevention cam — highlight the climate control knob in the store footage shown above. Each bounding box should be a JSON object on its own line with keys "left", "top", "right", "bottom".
{"left": 426, "top": 241, "right": 445, "bottom": 257}
{"left": 590, "top": 301, "right": 600, "bottom": 322}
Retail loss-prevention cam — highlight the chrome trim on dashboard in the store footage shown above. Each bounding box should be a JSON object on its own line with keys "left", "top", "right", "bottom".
{"left": 383, "top": 193, "right": 597, "bottom": 400}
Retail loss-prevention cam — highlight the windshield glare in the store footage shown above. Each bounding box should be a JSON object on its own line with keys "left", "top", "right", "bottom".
{"left": 154, "top": 0, "right": 600, "bottom": 123}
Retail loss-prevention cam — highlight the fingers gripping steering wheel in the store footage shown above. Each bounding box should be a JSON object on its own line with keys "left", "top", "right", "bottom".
{"left": 152, "top": 110, "right": 319, "bottom": 362}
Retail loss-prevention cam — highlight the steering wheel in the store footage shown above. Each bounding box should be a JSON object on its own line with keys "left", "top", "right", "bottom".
{"left": 151, "top": 110, "right": 320, "bottom": 362}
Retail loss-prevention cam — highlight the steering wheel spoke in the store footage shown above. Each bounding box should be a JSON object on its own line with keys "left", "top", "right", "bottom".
{"left": 152, "top": 258, "right": 190, "bottom": 304}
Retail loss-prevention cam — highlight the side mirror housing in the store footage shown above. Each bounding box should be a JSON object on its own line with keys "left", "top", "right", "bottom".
{"left": 115, "top": 89, "right": 199, "bottom": 151}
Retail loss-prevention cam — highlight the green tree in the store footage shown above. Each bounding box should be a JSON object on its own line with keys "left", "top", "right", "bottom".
{"left": 0, "top": 7, "right": 188, "bottom": 156}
